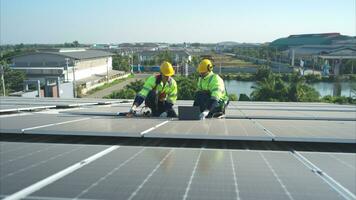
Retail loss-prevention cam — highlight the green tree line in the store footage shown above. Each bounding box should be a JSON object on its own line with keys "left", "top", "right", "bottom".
{"left": 0, "top": 62, "right": 26, "bottom": 95}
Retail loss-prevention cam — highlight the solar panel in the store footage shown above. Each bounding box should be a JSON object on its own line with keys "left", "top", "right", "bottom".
{"left": 296, "top": 111, "right": 356, "bottom": 120}
{"left": 0, "top": 142, "right": 110, "bottom": 195}
{"left": 1, "top": 98, "right": 355, "bottom": 200}
{"left": 145, "top": 119, "right": 272, "bottom": 141}
{"left": 60, "top": 106, "right": 130, "bottom": 116}
{"left": 23, "top": 117, "right": 168, "bottom": 138}
{"left": 1, "top": 143, "right": 350, "bottom": 200}
{"left": 237, "top": 109, "right": 356, "bottom": 121}
{"left": 300, "top": 152, "right": 356, "bottom": 194}
{"left": 223, "top": 109, "right": 247, "bottom": 118}
{"left": 229, "top": 109, "right": 311, "bottom": 119}
{"left": 0, "top": 96, "right": 121, "bottom": 103}
{"left": 228, "top": 101, "right": 354, "bottom": 108}
{"left": 257, "top": 119, "right": 356, "bottom": 143}
{"left": 0, "top": 104, "right": 56, "bottom": 113}
{"left": 0, "top": 113, "right": 86, "bottom": 134}
{"left": 0, "top": 97, "right": 123, "bottom": 109}
{"left": 228, "top": 106, "right": 356, "bottom": 112}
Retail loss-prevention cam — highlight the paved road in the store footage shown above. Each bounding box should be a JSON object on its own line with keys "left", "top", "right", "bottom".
{"left": 85, "top": 74, "right": 150, "bottom": 98}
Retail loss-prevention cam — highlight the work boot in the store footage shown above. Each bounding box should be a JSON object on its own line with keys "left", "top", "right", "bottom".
{"left": 212, "top": 112, "right": 225, "bottom": 118}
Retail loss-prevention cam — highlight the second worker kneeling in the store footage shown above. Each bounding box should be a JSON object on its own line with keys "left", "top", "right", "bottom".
{"left": 194, "top": 59, "right": 229, "bottom": 119}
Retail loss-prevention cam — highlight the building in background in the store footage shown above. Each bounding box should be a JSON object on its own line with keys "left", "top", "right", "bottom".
{"left": 10, "top": 48, "right": 120, "bottom": 97}
{"left": 139, "top": 50, "right": 191, "bottom": 65}
{"left": 270, "top": 33, "right": 353, "bottom": 48}
{"left": 91, "top": 44, "right": 118, "bottom": 49}
{"left": 270, "top": 33, "right": 356, "bottom": 74}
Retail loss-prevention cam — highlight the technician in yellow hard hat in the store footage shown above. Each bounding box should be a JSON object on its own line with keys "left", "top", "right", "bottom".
{"left": 128, "top": 61, "right": 178, "bottom": 118}
{"left": 194, "top": 59, "right": 229, "bottom": 119}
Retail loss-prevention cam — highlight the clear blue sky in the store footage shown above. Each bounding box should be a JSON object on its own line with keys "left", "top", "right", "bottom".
{"left": 1, "top": 0, "right": 355, "bottom": 44}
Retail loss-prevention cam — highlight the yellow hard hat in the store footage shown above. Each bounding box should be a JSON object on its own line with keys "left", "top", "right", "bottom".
{"left": 160, "top": 61, "right": 175, "bottom": 76}
{"left": 197, "top": 59, "right": 213, "bottom": 73}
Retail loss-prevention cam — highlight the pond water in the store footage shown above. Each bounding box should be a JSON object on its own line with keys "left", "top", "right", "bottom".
{"left": 224, "top": 80, "right": 356, "bottom": 97}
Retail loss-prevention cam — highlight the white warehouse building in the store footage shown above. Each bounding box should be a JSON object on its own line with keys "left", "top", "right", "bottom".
{"left": 10, "top": 48, "right": 120, "bottom": 97}
{"left": 11, "top": 48, "right": 114, "bottom": 83}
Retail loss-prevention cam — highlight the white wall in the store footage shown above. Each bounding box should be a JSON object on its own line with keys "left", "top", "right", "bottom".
{"left": 69, "top": 65, "right": 109, "bottom": 80}
{"left": 59, "top": 82, "right": 74, "bottom": 98}
{"left": 66, "top": 57, "right": 112, "bottom": 81}
{"left": 107, "top": 57, "right": 112, "bottom": 70}
{"left": 13, "top": 53, "right": 113, "bottom": 83}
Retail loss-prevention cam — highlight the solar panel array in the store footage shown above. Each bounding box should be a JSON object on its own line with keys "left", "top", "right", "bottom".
{"left": 0, "top": 96, "right": 355, "bottom": 200}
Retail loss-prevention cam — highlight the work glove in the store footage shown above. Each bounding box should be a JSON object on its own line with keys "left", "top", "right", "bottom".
{"left": 199, "top": 110, "right": 209, "bottom": 120}
{"left": 159, "top": 112, "right": 168, "bottom": 118}
{"left": 127, "top": 105, "right": 138, "bottom": 117}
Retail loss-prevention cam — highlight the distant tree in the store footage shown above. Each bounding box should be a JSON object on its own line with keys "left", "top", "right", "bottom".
{"left": 125, "top": 79, "right": 144, "bottom": 92}
{"left": 255, "top": 66, "right": 272, "bottom": 81}
{"left": 251, "top": 75, "right": 289, "bottom": 101}
{"left": 105, "top": 79, "right": 144, "bottom": 99}
{"left": 72, "top": 41, "right": 80, "bottom": 47}
{"left": 191, "top": 43, "right": 201, "bottom": 48}
{"left": 0, "top": 62, "right": 26, "bottom": 94}
{"left": 321, "top": 95, "right": 355, "bottom": 104}
{"left": 142, "top": 60, "right": 155, "bottom": 66}
{"left": 132, "top": 54, "right": 139, "bottom": 65}
{"left": 106, "top": 88, "right": 136, "bottom": 99}
{"left": 288, "top": 74, "right": 320, "bottom": 102}
{"left": 351, "top": 83, "right": 356, "bottom": 98}
{"left": 64, "top": 42, "right": 72, "bottom": 47}
{"left": 303, "top": 73, "right": 322, "bottom": 83}
{"left": 112, "top": 55, "right": 130, "bottom": 72}
{"left": 239, "top": 94, "right": 250, "bottom": 101}
{"left": 190, "top": 56, "right": 200, "bottom": 67}
{"left": 252, "top": 70, "right": 320, "bottom": 102}
{"left": 175, "top": 75, "right": 198, "bottom": 100}
{"left": 63, "top": 41, "right": 80, "bottom": 48}
{"left": 342, "top": 59, "right": 356, "bottom": 74}
{"left": 14, "top": 43, "right": 25, "bottom": 50}
{"left": 155, "top": 51, "right": 174, "bottom": 65}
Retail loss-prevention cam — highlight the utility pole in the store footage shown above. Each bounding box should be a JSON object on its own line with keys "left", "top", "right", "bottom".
{"left": 352, "top": 60, "right": 354, "bottom": 74}
{"left": 185, "top": 62, "right": 188, "bottom": 77}
{"left": 72, "top": 61, "right": 77, "bottom": 98}
{"left": 106, "top": 58, "right": 109, "bottom": 83}
{"left": 291, "top": 49, "right": 295, "bottom": 67}
{"left": 65, "top": 58, "right": 69, "bottom": 82}
{"left": 0, "top": 65, "right": 5, "bottom": 96}
{"left": 130, "top": 54, "right": 134, "bottom": 74}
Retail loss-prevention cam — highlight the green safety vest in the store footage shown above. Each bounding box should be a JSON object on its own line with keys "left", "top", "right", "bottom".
{"left": 197, "top": 72, "right": 229, "bottom": 104}
{"left": 138, "top": 75, "right": 178, "bottom": 104}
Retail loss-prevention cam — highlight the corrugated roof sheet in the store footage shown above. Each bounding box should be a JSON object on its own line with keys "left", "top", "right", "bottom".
{"left": 48, "top": 49, "right": 114, "bottom": 60}
{"left": 12, "top": 49, "right": 114, "bottom": 60}
{"left": 271, "top": 33, "right": 352, "bottom": 47}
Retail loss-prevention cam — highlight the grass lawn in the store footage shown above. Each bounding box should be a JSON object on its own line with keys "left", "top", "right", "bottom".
{"left": 85, "top": 74, "right": 134, "bottom": 95}
{"left": 211, "top": 54, "right": 257, "bottom": 67}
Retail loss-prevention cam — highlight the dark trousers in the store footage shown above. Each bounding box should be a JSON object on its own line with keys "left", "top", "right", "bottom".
{"left": 193, "top": 91, "right": 228, "bottom": 117}
{"left": 145, "top": 91, "right": 177, "bottom": 117}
